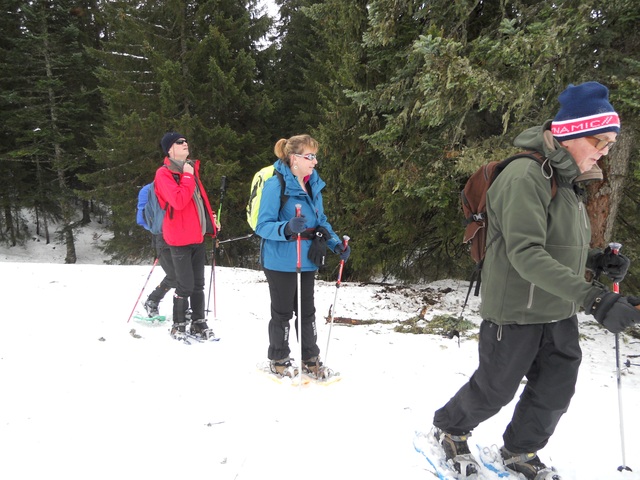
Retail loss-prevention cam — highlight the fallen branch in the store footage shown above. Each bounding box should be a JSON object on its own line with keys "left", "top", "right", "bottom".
{"left": 326, "top": 316, "right": 397, "bottom": 326}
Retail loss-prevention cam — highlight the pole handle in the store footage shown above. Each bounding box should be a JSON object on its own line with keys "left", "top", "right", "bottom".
{"left": 335, "top": 235, "right": 350, "bottom": 286}
{"left": 609, "top": 241, "right": 622, "bottom": 254}
{"left": 609, "top": 242, "right": 622, "bottom": 294}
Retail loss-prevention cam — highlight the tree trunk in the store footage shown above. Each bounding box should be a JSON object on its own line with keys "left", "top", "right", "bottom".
{"left": 81, "top": 199, "right": 91, "bottom": 225}
{"left": 43, "top": 210, "right": 50, "bottom": 244}
{"left": 34, "top": 158, "right": 51, "bottom": 243}
{"left": 42, "top": 16, "right": 76, "bottom": 263}
{"left": 586, "top": 133, "right": 631, "bottom": 249}
{"left": 5, "top": 204, "right": 16, "bottom": 246}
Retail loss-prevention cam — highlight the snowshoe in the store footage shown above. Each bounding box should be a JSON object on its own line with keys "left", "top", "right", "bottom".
{"left": 132, "top": 312, "right": 167, "bottom": 324}
{"left": 500, "top": 447, "right": 561, "bottom": 480}
{"left": 432, "top": 427, "right": 480, "bottom": 478}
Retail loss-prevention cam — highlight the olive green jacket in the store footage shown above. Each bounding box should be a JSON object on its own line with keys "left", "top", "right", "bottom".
{"left": 479, "top": 120, "right": 602, "bottom": 325}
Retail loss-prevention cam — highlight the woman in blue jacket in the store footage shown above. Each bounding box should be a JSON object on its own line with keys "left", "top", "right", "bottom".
{"left": 255, "top": 134, "right": 350, "bottom": 378}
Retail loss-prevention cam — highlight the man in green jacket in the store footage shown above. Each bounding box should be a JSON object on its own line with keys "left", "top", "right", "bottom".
{"left": 431, "top": 82, "right": 640, "bottom": 479}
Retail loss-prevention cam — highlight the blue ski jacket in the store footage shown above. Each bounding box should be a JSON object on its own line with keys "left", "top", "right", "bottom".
{"left": 255, "top": 160, "right": 340, "bottom": 272}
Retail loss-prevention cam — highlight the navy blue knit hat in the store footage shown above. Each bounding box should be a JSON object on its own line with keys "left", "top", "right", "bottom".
{"left": 551, "top": 82, "right": 620, "bottom": 141}
{"left": 160, "top": 132, "right": 185, "bottom": 155}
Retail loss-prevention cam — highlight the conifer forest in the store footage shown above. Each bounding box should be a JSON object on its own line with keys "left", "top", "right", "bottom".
{"left": 1, "top": 0, "right": 639, "bottom": 290}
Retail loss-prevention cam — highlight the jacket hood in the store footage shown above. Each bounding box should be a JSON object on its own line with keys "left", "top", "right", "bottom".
{"left": 513, "top": 120, "right": 582, "bottom": 181}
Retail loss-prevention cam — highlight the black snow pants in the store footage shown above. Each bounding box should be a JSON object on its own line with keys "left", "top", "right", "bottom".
{"left": 433, "top": 316, "right": 582, "bottom": 453}
{"left": 263, "top": 268, "right": 320, "bottom": 362}
{"left": 170, "top": 242, "right": 206, "bottom": 322}
{"left": 147, "top": 235, "right": 177, "bottom": 304}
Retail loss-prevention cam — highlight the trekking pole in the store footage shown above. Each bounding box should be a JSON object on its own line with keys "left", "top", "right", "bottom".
{"left": 218, "top": 233, "right": 254, "bottom": 244}
{"left": 324, "top": 235, "right": 350, "bottom": 366}
{"left": 608, "top": 242, "right": 632, "bottom": 473}
{"left": 206, "top": 240, "right": 218, "bottom": 319}
{"left": 295, "top": 204, "right": 303, "bottom": 385}
{"left": 206, "top": 176, "right": 227, "bottom": 320}
{"left": 127, "top": 257, "right": 158, "bottom": 323}
{"left": 217, "top": 175, "right": 227, "bottom": 221}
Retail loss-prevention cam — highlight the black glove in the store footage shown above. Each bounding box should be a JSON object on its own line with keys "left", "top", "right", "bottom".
{"left": 585, "top": 289, "right": 640, "bottom": 334}
{"left": 334, "top": 243, "right": 351, "bottom": 262}
{"left": 592, "top": 247, "right": 630, "bottom": 283}
{"left": 308, "top": 227, "right": 331, "bottom": 267}
{"left": 284, "top": 215, "right": 306, "bottom": 236}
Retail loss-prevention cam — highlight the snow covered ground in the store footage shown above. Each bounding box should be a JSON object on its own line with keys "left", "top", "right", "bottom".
{"left": 0, "top": 218, "right": 638, "bottom": 480}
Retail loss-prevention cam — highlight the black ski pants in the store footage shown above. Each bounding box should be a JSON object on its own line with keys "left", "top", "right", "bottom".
{"left": 433, "top": 316, "right": 581, "bottom": 453}
{"left": 263, "top": 268, "right": 320, "bottom": 362}
{"left": 170, "top": 242, "right": 206, "bottom": 322}
{"left": 147, "top": 235, "right": 177, "bottom": 304}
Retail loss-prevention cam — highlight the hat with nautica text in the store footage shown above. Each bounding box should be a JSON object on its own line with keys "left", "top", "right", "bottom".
{"left": 551, "top": 82, "right": 620, "bottom": 141}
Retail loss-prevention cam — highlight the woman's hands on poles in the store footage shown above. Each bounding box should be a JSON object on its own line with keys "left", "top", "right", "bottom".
{"left": 334, "top": 241, "right": 351, "bottom": 262}
{"left": 284, "top": 215, "right": 306, "bottom": 236}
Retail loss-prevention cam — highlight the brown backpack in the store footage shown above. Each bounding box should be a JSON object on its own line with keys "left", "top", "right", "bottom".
{"left": 460, "top": 152, "right": 557, "bottom": 303}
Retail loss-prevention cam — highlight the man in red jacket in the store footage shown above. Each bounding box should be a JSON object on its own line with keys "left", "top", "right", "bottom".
{"left": 154, "top": 132, "right": 218, "bottom": 340}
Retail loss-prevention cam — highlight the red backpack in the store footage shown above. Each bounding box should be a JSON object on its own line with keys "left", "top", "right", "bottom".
{"left": 460, "top": 152, "right": 557, "bottom": 303}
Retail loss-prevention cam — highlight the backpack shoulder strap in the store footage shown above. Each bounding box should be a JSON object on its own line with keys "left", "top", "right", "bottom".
{"left": 499, "top": 151, "right": 557, "bottom": 200}
{"left": 274, "top": 170, "right": 288, "bottom": 212}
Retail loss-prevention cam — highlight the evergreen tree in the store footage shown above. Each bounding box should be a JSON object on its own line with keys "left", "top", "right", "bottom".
{"left": 1, "top": 0, "right": 638, "bottom": 282}
{"left": 302, "top": 0, "right": 388, "bottom": 281}
{"left": 0, "top": 0, "right": 31, "bottom": 246}
{"left": 318, "top": 0, "right": 640, "bottom": 281}
{"left": 267, "top": 0, "right": 325, "bottom": 136}
{"left": 0, "top": 0, "right": 102, "bottom": 261}
{"left": 84, "top": 0, "right": 273, "bottom": 264}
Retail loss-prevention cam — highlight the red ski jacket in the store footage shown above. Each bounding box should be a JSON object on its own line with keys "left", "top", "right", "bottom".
{"left": 154, "top": 157, "right": 217, "bottom": 246}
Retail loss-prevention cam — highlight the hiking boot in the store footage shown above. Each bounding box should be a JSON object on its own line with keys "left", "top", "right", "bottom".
{"left": 500, "top": 447, "right": 561, "bottom": 480}
{"left": 170, "top": 322, "right": 187, "bottom": 340}
{"left": 144, "top": 299, "right": 160, "bottom": 317}
{"left": 270, "top": 357, "right": 299, "bottom": 378}
{"left": 190, "top": 319, "right": 215, "bottom": 340}
{"left": 432, "top": 427, "right": 479, "bottom": 477}
{"left": 302, "top": 356, "right": 332, "bottom": 379}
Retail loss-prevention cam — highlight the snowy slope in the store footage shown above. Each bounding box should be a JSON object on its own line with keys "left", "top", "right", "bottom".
{"left": 0, "top": 220, "right": 638, "bottom": 480}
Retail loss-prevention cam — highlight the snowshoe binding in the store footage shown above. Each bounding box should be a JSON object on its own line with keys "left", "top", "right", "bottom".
{"left": 302, "top": 356, "right": 335, "bottom": 380}
{"left": 432, "top": 427, "right": 480, "bottom": 478}
{"left": 144, "top": 299, "right": 160, "bottom": 317}
{"left": 189, "top": 319, "right": 216, "bottom": 341}
{"left": 270, "top": 357, "right": 299, "bottom": 378}
{"left": 170, "top": 322, "right": 188, "bottom": 341}
{"left": 500, "top": 447, "right": 561, "bottom": 480}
